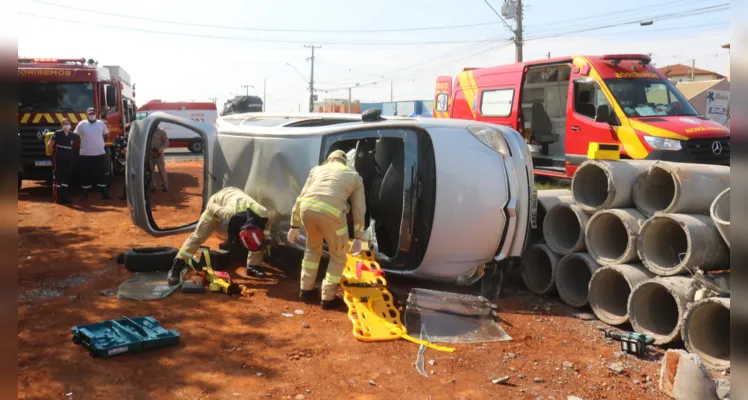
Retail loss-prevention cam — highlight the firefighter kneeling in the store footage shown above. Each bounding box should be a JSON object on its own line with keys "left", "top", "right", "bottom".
{"left": 168, "top": 187, "right": 270, "bottom": 286}
{"left": 288, "top": 150, "right": 366, "bottom": 310}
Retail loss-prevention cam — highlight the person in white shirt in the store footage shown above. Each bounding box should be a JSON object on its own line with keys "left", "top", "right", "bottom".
{"left": 74, "top": 107, "right": 111, "bottom": 200}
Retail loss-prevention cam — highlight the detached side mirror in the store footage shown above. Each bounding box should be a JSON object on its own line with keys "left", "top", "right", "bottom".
{"left": 595, "top": 104, "right": 611, "bottom": 123}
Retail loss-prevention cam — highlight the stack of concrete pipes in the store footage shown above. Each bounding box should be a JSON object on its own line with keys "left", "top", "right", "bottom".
{"left": 523, "top": 160, "right": 730, "bottom": 371}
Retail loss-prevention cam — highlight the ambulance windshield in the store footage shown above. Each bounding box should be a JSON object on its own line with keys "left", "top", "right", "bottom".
{"left": 604, "top": 78, "right": 699, "bottom": 118}
{"left": 19, "top": 82, "right": 94, "bottom": 112}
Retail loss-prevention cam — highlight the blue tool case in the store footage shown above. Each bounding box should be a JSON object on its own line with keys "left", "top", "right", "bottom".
{"left": 71, "top": 316, "right": 180, "bottom": 358}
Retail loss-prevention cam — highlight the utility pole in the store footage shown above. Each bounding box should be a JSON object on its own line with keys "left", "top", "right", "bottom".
{"left": 240, "top": 85, "right": 253, "bottom": 96}
{"left": 390, "top": 81, "right": 393, "bottom": 102}
{"left": 348, "top": 87, "right": 352, "bottom": 113}
{"left": 546, "top": 52, "right": 551, "bottom": 59}
{"left": 691, "top": 59, "right": 695, "bottom": 81}
{"left": 263, "top": 78, "right": 266, "bottom": 112}
{"left": 515, "top": 0, "right": 523, "bottom": 62}
{"left": 304, "top": 45, "right": 321, "bottom": 112}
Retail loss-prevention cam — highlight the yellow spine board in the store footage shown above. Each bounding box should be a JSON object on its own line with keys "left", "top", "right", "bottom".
{"left": 341, "top": 251, "right": 454, "bottom": 353}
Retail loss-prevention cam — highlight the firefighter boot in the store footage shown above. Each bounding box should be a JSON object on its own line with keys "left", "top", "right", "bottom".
{"left": 167, "top": 258, "right": 187, "bottom": 286}
{"left": 320, "top": 296, "right": 345, "bottom": 310}
{"left": 299, "top": 288, "right": 318, "bottom": 303}
{"left": 245, "top": 265, "right": 266, "bottom": 278}
{"left": 100, "top": 186, "right": 112, "bottom": 200}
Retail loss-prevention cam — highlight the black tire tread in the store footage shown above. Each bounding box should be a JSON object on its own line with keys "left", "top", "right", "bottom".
{"left": 124, "top": 246, "right": 179, "bottom": 272}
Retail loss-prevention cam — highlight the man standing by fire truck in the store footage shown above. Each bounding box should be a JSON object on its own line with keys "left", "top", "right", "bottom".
{"left": 75, "top": 107, "right": 111, "bottom": 200}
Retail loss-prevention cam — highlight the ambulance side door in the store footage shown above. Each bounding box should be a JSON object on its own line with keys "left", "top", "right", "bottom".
{"left": 126, "top": 111, "right": 215, "bottom": 236}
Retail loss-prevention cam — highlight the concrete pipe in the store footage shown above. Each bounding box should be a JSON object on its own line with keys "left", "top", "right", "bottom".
{"left": 633, "top": 162, "right": 730, "bottom": 217}
{"left": 710, "top": 188, "right": 730, "bottom": 248}
{"left": 555, "top": 252, "right": 601, "bottom": 308}
{"left": 637, "top": 214, "right": 729, "bottom": 276}
{"left": 571, "top": 159, "right": 656, "bottom": 213}
{"left": 531, "top": 190, "right": 574, "bottom": 244}
{"left": 543, "top": 203, "right": 590, "bottom": 255}
{"left": 682, "top": 297, "right": 730, "bottom": 371}
{"left": 588, "top": 264, "right": 655, "bottom": 326}
{"left": 521, "top": 244, "right": 560, "bottom": 295}
{"left": 585, "top": 208, "right": 645, "bottom": 265}
{"left": 628, "top": 276, "right": 691, "bottom": 345}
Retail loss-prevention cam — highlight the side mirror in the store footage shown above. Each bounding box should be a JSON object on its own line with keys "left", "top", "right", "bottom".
{"left": 595, "top": 105, "right": 611, "bottom": 124}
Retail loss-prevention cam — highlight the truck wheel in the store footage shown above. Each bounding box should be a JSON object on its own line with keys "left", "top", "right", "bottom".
{"left": 188, "top": 139, "right": 204, "bottom": 153}
{"left": 18, "top": 178, "right": 22, "bottom": 191}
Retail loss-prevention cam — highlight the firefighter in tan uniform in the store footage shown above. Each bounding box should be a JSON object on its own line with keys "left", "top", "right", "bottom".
{"left": 167, "top": 186, "right": 270, "bottom": 285}
{"left": 287, "top": 150, "right": 366, "bottom": 310}
{"left": 150, "top": 128, "right": 169, "bottom": 192}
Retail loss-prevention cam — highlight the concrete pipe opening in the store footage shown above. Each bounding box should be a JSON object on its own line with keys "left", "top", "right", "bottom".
{"left": 629, "top": 281, "right": 682, "bottom": 344}
{"left": 556, "top": 254, "right": 598, "bottom": 308}
{"left": 544, "top": 204, "right": 587, "bottom": 254}
{"left": 586, "top": 212, "right": 629, "bottom": 263}
{"left": 521, "top": 244, "right": 558, "bottom": 295}
{"left": 683, "top": 298, "right": 730, "bottom": 370}
{"left": 588, "top": 268, "right": 631, "bottom": 325}
{"left": 638, "top": 218, "right": 688, "bottom": 273}
{"left": 571, "top": 163, "right": 610, "bottom": 210}
{"left": 634, "top": 165, "right": 676, "bottom": 216}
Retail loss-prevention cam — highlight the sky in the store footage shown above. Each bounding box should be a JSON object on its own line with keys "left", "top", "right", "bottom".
{"left": 16, "top": 0, "right": 730, "bottom": 113}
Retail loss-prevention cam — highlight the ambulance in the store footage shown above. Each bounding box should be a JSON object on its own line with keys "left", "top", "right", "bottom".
{"left": 136, "top": 100, "right": 218, "bottom": 153}
{"left": 433, "top": 54, "right": 730, "bottom": 178}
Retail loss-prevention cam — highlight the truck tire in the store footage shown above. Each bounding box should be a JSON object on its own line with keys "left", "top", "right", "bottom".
{"left": 18, "top": 177, "right": 22, "bottom": 191}
{"left": 188, "top": 139, "right": 204, "bottom": 153}
{"left": 124, "top": 247, "right": 179, "bottom": 272}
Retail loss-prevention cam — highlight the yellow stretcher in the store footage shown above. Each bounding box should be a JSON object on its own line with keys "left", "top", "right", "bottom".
{"left": 340, "top": 250, "right": 454, "bottom": 353}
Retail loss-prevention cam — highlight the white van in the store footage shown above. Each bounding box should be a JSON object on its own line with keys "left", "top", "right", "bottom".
{"left": 125, "top": 110, "right": 537, "bottom": 292}
{"left": 135, "top": 100, "right": 218, "bottom": 153}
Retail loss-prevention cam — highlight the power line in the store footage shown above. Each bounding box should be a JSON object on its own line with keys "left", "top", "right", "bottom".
{"left": 28, "top": 0, "right": 501, "bottom": 33}
{"left": 18, "top": 12, "right": 498, "bottom": 46}
{"left": 482, "top": 0, "right": 516, "bottom": 33}
{"left": 524, "top": 4, "right": 728, "bottom": 41}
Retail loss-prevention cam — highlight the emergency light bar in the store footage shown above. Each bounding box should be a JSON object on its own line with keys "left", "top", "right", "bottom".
{"left": 18, "top": 58, "right": 86, "bottom": 64}
{"left": 601, "top": 54, "right": 651, "bottom": 65}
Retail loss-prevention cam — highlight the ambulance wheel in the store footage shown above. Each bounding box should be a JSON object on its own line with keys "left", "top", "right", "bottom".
{"left": 188, "top": 139, "right": 203, "bottom": 153}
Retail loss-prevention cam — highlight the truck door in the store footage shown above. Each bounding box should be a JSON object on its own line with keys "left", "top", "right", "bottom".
{"left": 126, "top": 112, "right": 214, "bottom": 236}
{"left": 565, "top": 75, "right": 618, "bottom": 169}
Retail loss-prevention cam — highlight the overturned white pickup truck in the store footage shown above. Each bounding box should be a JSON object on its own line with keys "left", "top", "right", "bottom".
{"left": 125, "top": 110, "right": 537, "bottom": 287}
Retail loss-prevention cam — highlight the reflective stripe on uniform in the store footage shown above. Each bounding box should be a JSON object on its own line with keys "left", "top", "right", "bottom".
{"left": 96, "top": 184, "right": 107, "bottom": 188}
{"left": 236, "top": 199, "right": 267, "bottom": 218}
{"left": 335, "top": 226, "right": 348, "bottom": 236}
{"left": 301, "top": 199, "right": 341, "bottom": 218}
{"left": 354, "top": 224, "right": 364, "bottom": 234}
{"left": 200, "top": 212, "right": 215, "bottom": 222}
{"left": 60, "top": 183, "right": 68, "bottom": 187}
{"left": 325, "top": 273, "right": 341, "bottom": 284}
{"left": 302, "top": 260, "right": 319, "bottom": 270}
{"left": 57, "top": 145, "right": 72, "bottom": 149}
{"left": 178, "top": 249, "right": 193, "bottom": 259}
{"left": 81, "top": 185, "right": 92, "bottom": 189}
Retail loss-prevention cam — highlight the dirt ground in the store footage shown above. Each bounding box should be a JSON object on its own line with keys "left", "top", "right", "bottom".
{"left": 18, "top": 163, "right": 672, "bottom": 400}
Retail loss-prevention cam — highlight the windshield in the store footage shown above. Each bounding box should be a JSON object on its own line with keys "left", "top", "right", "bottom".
{"left": 603, "top": 78, "right": 699, "bottom": 118}
{"left": 19, "top": 82, "right": 94, "bottom": 112}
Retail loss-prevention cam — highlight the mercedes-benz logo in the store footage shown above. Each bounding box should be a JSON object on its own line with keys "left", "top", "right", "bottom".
{"left": 711, "top": 141, "right": 723, "bottom": 156}
{"left": 37, "top": 129, "right": 50, "bottom": 141}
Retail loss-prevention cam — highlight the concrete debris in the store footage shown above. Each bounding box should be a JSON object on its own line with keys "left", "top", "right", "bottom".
{"left": 567, "top": 397, "right": 584, "bottom": 400}
{"left": 534, "top": 377, "right": 544, "bottom": 383}
{"left": 302, "top": 322, "right": 310, "bottom": 329}
{"left": 369, "top": 380, "right": 376, "bottom": 386}
{"left": 428, "top": 359, "right": 436, "bottom": 366}
{"left": 563, "top": 361, "right": 574, "bottom": 369}
{"left": 281, "top": 313, "right": 294, "bottom": 318}
{"left": 659, "top": 349, "right": 718, "bottom": 400}
{"left": 608, "top": 363, "right": 625, "bottom": 374}
{"left": 295, "top": 395, "right": 305, "bottom": 400}
{"left": 294, "top": 309, "right": 304, "bottom": 315}
{"left": 715, "top": 379, "right": 730, "bottom": 400}
{"left": 256, "top": 372, "right": 263, "bottom": 377}
{"left": 519, "top": 374, "right": 526, "bottom": 379}
{"left": 506, "top": 352, "right": 517, "bottom": 359}
{"left": 491, "top": 376, "right": 510, "bottom": 385}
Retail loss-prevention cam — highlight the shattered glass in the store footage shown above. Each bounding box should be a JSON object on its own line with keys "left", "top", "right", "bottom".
{"left": 404, "top": 288, "right": 512, "bottom": 344}
{"left": 117, "top": 272, "right": 180, "bottom": 301}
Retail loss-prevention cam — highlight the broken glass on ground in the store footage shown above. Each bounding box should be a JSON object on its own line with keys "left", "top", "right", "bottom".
{"left": 117, "top": 272, "right": 180, "bottom": 301}
{"left": 404, "top": 288, "right": 512, "bottom": 344}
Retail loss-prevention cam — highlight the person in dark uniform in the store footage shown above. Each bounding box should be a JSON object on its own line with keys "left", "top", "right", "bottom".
{"left": 46, "top": 118, "right": 78, "bottom": 204}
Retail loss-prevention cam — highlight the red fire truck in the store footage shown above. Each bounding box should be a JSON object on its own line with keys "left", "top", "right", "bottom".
{"left": 18, "top": 57, "right": 137, "bottom": 188}
{"left": 433, "top": 54, "right": 730, "bottom": 179}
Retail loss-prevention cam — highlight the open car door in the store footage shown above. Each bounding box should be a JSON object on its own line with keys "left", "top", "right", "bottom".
{"left": 125, "top": 111, "right": 214, "bottom": 236}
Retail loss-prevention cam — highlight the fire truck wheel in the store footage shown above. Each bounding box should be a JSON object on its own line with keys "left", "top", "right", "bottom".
{"left": 18, "top": 178, "right": 22, "bottom": 191}
{"left": 124, "top": 246, "right": 179, "bottom": 272}
{"left": 188, "top": 139, "right": 204, "bottom": 153}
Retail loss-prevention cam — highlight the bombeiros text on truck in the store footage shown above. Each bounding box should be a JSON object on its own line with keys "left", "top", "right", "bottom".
{"left": 433, "top": 54, "right": 730, "bottom": 179}
{"left": 18, "top": 57, "right": 137, "bottom": 188}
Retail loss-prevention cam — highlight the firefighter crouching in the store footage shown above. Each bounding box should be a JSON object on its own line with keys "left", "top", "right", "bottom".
{"left": 46, "top": 118, "right": 77, "bottom": 205}
{"left": 287, "top": 150, "right": 366, "bottom": 310}
{"left": 167, "top": 186, "right": 270, "bottom": 286}
{"left": 150, "top": 127, "right": 169, "bottom": 192}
